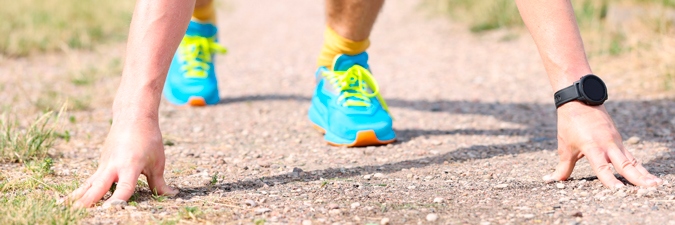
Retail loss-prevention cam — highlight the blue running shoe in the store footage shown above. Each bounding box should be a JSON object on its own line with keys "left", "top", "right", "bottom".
{"left": 309, "top": 52, "right": 396, "bottom": 147}
{"left": 164, "top": 21, "right": 227, "bottom": 106}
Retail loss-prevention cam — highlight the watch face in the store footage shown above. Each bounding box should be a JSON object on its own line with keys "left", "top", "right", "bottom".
{"left": 581, "top": 75, "right": 607, "bottom": 102}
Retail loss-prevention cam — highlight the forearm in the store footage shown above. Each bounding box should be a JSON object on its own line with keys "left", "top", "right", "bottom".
{"left": 113, "top": 0, "right": 195, "bottom": 121}
{"left": 515, "top": 0, "right": 592, "bottom": 91}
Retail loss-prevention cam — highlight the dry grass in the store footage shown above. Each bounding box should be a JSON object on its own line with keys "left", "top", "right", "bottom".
{"left": 0, "top": 168, "right": 85, "bottom": 224}
{"left": 0, "top": 0, "right": 134, "bottom": 56}
{"left": 0, "top": 112, "right": 60, "bottom": 163}
{"left": 428, "top": 0, "right": 675, "bottom": 96}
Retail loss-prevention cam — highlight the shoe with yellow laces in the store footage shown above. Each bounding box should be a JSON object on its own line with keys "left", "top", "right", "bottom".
{"left": 309, "top": 52, "right": 396, "bottom": 147}
{"left": 164, "top": 21, "right": 227, "bottom": 106}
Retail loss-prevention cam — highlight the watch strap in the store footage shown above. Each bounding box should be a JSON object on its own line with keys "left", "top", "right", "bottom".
{"left": 554, "top": 83, "right": 580, "bottom": 108}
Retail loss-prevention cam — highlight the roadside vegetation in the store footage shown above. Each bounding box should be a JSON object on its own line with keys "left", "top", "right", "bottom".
{"left": 0, "top": 0, "right": 134, "bottom": 56}
{"left": 0, "top": 110, "right": 86, "bottom": 224}
{"left": 428, "top": 0, "right": 675, "bottom": 93}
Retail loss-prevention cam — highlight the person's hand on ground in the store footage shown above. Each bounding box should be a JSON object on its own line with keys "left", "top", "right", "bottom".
{"left": 544, "top": 101, "right": 663, "bottom": 188}
{"left": 65, "top": 118, "right": 178, "bottom": 208}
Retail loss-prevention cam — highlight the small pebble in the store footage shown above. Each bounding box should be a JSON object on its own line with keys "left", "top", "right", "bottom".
{"left": 615, "top": 190, "right": 627, "bottom": 198}
{"left": 494, "top": 184, "right": 509, "bottom": 189}
{"left": 328, "top": 203, "right": 339, "bottom": 209}
{"left": 433, "top": 197, "right": 444, "bottom": 203}
{"left": 380, "top": 218, "right": 391, "bottom": 225}
{"left": 556, "top": 183, "right": 565, "bottom": 189}
{"left": 351, "top": 202, "right": 361, "bottom": 209}
{"left": 254, "top": 208, "right": 271, "bottom": 215}
{"left": 626, "top": 136, "right": 641, "bottom": 145}
{"left": 363, "top": 175, "right": 372, "bottom": 180}
{"left": 302, "top": 220, "right": 312, "bottom": 225}
{"left": 373, "top": 173, "right": 386, "bottom": 179}
{"left": 426, "top": 213, "right": 439, "bottom": 221}
{"left": 328, "top": 209, "right": 342, "bottom": 215}
{"left": 523, "top": 214, "right": 535, "bottom": 219}
{"left": 571, "top": 211, "right": 583, "bottom": 217}
{"left": 244, "top": 199, "right": 257, "bottom": 207}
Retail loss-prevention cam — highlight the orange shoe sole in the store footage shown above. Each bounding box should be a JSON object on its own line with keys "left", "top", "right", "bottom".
{"left": 187, "top": 97, "right": 207, "bottom": 107}
{"left": 312, "top": 124, "right": 395, "bottom": 147}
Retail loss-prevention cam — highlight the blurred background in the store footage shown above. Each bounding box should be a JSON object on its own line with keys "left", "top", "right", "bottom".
{"left": 1, "top": 0, "right": 673, "bottom": 96}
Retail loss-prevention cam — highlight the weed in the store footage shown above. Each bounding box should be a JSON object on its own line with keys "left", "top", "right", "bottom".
{"left": 254, "top": 218, "right": 267, "bottom": 225}
{"left": 179, "top": 206, "right": 204, "bottom": 220}
{"left": 152, "top": 189, "right": 168, "bottom": 202}
{"left": 28, "top": 157, "right": 55, "bottom": 176}
{"left": 0, "top": 112, "right": 58, "bottom": 163}
{"left": 55, "top": 130, "right": 71, "bottom": 142}
{"left": 210, "top": 172, "right": 219, "bottom": 185}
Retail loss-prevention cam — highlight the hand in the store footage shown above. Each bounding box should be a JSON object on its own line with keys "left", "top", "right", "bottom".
{"left": 543, "top": 102, "right": 663, "bottom": 188}
{"left": 66, "top": 118, "right": 178, "bottom": 208}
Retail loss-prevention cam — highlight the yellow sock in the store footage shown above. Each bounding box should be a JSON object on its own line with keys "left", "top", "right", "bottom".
{"left": 317, "top": 26, "right": 370, "bottom": 70}
{"left": 192, "top": 1, "right": 216, "bottom": 23}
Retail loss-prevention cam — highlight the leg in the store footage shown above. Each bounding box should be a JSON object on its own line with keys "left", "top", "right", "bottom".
{"left": 193, "top": 0, "right": 216, "bottom": 23}
{"left": 516, "top": 0, "right": 661, "bottom": 188}
{"left": 326, "top": 0, "right": 383, "bottom": 42}
{"left": 309, "top": 0, "right": 395, "bottom": 147}
{"left": 317, "top": 0, "right": 384, "bottom": 68}
{"left": 163, "top": 0, "right": 226, "bottom": 106}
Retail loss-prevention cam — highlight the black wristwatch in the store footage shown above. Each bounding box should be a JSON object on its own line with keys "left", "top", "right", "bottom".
{"left": 554, "top": 74, "right": 608, "bottom": 108}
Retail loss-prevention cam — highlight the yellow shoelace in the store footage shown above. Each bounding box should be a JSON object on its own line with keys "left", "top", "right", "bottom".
{"left": 179, "top": 35, "right": 227, "bottom": 78}
{"left": 322, "top": 65, "right": 390, "bottom": 113}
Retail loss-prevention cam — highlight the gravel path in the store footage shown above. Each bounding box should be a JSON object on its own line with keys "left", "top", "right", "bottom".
{"left": 3, "top": 0, "right": 675, "bottom": 224}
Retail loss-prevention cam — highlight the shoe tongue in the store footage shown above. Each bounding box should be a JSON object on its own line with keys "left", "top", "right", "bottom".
{"left": 332, "top": 52, "right": 369, "bottom": 71}
{"left": 186, "top": 21, "right": 218, "bottom": 37}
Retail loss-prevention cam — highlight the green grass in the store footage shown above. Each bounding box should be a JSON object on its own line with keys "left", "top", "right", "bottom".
{"left": 0, "top": 112, "right": 59, "bottom": 163}
{"left": 0, "top": 0, "right": 134, "bottom": 56}
{"left": 0, "top": 166, "right": 84, "bottom": 224}
{"left": 0, "top": 190, "right": 85, "bottom": 224}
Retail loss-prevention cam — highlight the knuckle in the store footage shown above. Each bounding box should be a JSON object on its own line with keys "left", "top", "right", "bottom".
{"left": 619, "top": 160, "right": 633, "bottom": 170}
{"left": 596, "top": 164, "right": 612, "bottom": 173}
{"left": 115, "top": 181, "right": 135, "bottom": 192}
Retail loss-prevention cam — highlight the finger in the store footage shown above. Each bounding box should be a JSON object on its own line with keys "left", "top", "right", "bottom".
{"left": 74, "top": 170, "right": 116, "bottom": 208}
{"left": 146, "top": 169, "right": 178, "bottom": 197}
{"left": 103, "top": 170, "right": 141, "bottom": 207}
{"left": 543, "top": 156, "right": 578, "bottom": 183}
{"left": 62, "top": 171, "right": 100, "bottom": 204}
{"left": 587, "top": 150, "right": 624, "bottom": 189}
{"left": 624, "top": 151, "right": 663, "bottom": 185}
{"left": 609, "top": 149, "right": 657, "bottom": 187}
{"left": 63, "top": 181, "right": 91, "bottom": 205}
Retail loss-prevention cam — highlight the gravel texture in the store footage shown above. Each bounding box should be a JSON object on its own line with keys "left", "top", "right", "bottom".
{"left": 1, "top": 0, "right": 674, "bottom": 224}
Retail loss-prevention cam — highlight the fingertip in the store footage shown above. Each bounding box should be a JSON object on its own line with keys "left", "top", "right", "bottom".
{"left": 542, "top": 174, "right": 556, "bottom": 183}
{"left": 653, "top": 177, "right": 664, "bottom": 186}
{"left": 73, "top": 201, "right": 85, "bottom": 209}
{"left": 163, "top": 186, "right": 179, "bottom": 197}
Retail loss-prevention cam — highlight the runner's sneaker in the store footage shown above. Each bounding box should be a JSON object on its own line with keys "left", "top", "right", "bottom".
{"left": 163, "top": 21, "right": 227, "bottom": 106}
{"left": 309, "top": 52, "right": 396, "bottom": 147}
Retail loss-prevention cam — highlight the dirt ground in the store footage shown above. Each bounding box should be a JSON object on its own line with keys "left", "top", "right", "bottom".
{"left": 2, "top": 0, "right": 675, "bottom": 224}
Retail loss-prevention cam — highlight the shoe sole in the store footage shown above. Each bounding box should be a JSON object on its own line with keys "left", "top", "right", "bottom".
{"left": 312, "top": 124, "right": 395, "bottom": 147}
{"left": 187, "top": 96, "right": 207, "bottom": 107}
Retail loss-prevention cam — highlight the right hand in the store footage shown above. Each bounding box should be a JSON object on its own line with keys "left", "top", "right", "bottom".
{"left": 66, "top": 117, "right": 178, "bottom": 208}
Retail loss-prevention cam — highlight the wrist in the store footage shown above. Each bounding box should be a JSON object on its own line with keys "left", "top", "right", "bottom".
{"left": 112, "top": 88, "right": 161, "bottom": 123}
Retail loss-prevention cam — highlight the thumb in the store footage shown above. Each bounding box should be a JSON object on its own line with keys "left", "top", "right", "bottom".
{"left": 543, "top": 149, "right": 578, "bottom": 183}
{"left": 145, "top": 169, "right": 178, "bottom": 197}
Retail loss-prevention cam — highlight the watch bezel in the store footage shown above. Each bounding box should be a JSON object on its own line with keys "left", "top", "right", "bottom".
{"left": 578, "top": 74, "right": 608, "bottom": 106}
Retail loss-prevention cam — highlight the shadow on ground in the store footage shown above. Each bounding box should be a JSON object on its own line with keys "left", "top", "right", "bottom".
{"left": 171, "top": 95, "right": 674, "bottom": 197}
